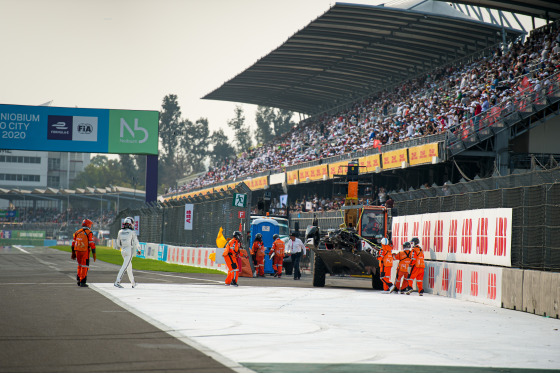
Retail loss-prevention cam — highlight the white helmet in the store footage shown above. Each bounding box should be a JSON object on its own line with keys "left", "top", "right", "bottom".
{"left": 123, "top": 217, "right": 134, "bottom": 229}
{"left": 381, "top": 238, "right": 389, "bottom": 246}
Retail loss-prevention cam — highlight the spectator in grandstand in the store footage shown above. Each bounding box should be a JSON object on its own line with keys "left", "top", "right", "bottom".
{"left": 166, "top": 22, "right": 560, "bottom": 196}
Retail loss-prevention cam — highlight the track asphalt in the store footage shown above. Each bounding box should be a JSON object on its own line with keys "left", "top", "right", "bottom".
{"left": 1, "top": 245, "right": 559, "bottom": 373}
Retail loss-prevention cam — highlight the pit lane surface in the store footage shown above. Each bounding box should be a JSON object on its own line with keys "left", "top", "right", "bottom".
{"left": 1, "top": 245, "right": 559, "bottom": 373}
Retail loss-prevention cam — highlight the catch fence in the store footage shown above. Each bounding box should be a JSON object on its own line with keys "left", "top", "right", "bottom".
{"left": 390, "top": 168, "right": 560, "bottom": 271}
{"left": 111, "top": 183, "right": 252, "bottom": 248}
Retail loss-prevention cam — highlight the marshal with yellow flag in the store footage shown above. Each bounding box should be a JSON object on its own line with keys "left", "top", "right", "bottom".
{"left": 216, "top": 227, "right": 227, "bottom": 248}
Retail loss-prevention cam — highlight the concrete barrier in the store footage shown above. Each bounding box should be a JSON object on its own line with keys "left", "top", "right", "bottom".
{"left": 501, "top": 268, "right": 523, "bottom": 311}
{"left": 501, "top": 268, "right": 559, "bottom": 319}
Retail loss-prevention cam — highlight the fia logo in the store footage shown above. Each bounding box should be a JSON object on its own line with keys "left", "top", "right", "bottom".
{"left": 77, "top": 123, "right": 93, "bottom": 134}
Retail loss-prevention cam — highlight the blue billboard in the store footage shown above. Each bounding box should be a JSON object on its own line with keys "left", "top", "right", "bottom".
{"left": 0, "top": 103, "right": 158, "bottom": 155}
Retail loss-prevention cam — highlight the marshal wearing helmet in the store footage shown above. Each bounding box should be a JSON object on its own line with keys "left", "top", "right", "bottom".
{"left": 71, "top": 218, "right": 96, "bottom": 287}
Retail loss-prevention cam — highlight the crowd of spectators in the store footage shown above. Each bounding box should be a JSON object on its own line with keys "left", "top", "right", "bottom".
{"left": 166, "top": 22, "right": 560, "bottom": 197}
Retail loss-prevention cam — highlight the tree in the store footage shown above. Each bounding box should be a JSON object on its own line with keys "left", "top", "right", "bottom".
{"left": 209, "top": 128, "right": 236, "bottom": 165}
{"left": 255, "top": 106, "right": 274, "bottom": 145}
{"left": 255, "top": 106, "right": 295, "bottom": 144}
{"left": 157, "top": 95, "right": 190, "bottom": 190}
{"left": 119, "top": 154, "right": 137, "bottom": 183}
{"left": 158, "top": 94, "right": 183, "bottom": 168}
{"left": 273, "top": 108, "right": 295, "bottom": 137}
{"left": 182, "top": 118, "right": 210, "bottom": 174}
{"left": 71, "top": 155, "right": 131, "bottom": 189}
{"left": 227, "top": 105, "right": 252, "bottom": 153}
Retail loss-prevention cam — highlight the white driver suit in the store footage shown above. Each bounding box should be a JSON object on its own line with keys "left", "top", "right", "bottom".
{"left": 115, "top": 228, "right": 140, "bottom": 286}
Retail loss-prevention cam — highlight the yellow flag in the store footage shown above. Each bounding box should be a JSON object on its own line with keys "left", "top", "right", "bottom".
{"left": 216, "top": 227, "right": 227, "bottom": 248}
{"left": 209, "top": 252, "right": 216, "bottom": 262}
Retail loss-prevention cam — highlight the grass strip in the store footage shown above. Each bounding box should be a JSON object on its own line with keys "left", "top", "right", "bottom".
{"left": 51, "top": 245, "right": 224, "bottom": 274}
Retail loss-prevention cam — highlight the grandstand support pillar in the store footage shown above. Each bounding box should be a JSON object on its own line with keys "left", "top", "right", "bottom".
{"left": 146, "top": 154, "right": 158, "bottom": 203}
{"left": 495, "top": 130, "right": 510, "bottom": 176}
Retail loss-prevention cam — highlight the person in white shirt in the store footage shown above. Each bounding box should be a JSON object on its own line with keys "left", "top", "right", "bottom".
{"left": 114, "top": 216, "right": 141, "bottom": 288}
{"left": 287, "top": 232, "right": 306, "bottom": 280}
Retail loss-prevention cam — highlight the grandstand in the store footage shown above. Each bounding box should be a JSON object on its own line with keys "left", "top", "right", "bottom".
{"left": 163, "top": 0, "right": 559, "bottom": 210}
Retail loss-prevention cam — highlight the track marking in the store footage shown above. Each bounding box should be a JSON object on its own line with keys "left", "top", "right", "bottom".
{"left": 134, "top": 270, "right": 224, "bottom": 284}
{"left": 91, "top": 284, "right": 254, "bottom": 373}
{"left": 13, "top": 245, "right": 30, "bottom": 254}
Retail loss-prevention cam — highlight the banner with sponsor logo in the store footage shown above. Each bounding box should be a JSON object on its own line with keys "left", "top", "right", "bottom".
{"left": 0, "top": 104, "right": 158, "bottom": 155}
{"left": 244, "top": 176, "right": 268, "bottom": 190}
{"left": 382, "top": 149, "right": 408, "bottom": 169}
{"left": 423, "top": 261, "right": 502, "bottom": 307}
{"left": 184, "top": 204, "right": 194, "bottom": 230}
{"left": 0, "top": 210, "right": 18, "bottom": 218}
{"left": 409, "top": 143, "right": 439, "bottom": 166}
{"left": 359, "top": 154, "right": 381, "bottom": 173}
{"left": 287, "top": 170, "right": 299, "bottom": 185}
{"left": 391, "top": 208, "right": 512, "bottom": 267}
{"left": 328, "top": 160, "right": 351, "bottom": 179}
{"left": 299, "top": 165, "right": 328, "bottom": 181}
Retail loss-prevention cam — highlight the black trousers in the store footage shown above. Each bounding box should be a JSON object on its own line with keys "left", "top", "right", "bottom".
{"left": 291, "top": 252, "right": 302, "bottom": 279}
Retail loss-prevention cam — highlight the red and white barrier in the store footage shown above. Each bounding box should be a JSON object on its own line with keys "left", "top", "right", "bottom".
{"left": 422, "top": 261, "right": 502, "bottom": 307}
{"left": 166, "top": 245, "right": 226, "bottom": 272}
{"left": 392, "top": 208, "right": 512, "bottom": 267}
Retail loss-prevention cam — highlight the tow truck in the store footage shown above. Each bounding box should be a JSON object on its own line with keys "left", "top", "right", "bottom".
{"left": 305, "top": 161, "right": 390, "bottom": 289}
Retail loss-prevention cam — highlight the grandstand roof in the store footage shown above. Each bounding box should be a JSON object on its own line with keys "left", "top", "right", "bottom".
{"left": 447, "top": 0, "right": 560, "bottom": 20}
{"left": 0, "top": 185, "right": 145, "bottom": 204}
{"left": 202, "top": 1, "right": 524, "bottom": 115}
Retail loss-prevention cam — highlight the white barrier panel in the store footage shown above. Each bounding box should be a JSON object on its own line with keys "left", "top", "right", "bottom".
{"left": 144, "top": 243, "right": 159, "bottom": 260}
{"left": 392, "top": 208, "right": 512, "bottom": 267}
{"left": 165, "top": 245, "right": 225, "bottom": 272}
{"left": 422, "top": 261, "right": 502, "bottom": 307}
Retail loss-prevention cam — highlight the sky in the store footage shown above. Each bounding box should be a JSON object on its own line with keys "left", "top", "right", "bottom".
{"left": 0, "top": 0, "right": 541, "bottom": 153}
{"left": 0, "top": 0, "right": 381, "bottom": 143}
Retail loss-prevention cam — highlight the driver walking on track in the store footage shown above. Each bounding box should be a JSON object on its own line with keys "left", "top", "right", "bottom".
{"left": 114, "top": 217, "right": 141, "bottom": 288}
{"left": 223, "top": 231, "right": 242, "bottom": 286}
{"left": 71, "top": 218, "right": 96, "bottom": 288}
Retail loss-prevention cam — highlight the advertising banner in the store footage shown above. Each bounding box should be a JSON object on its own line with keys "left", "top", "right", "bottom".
{"left": 382, "top": 149, "right": 408, "bottom": 169}
{"left": 244, "top": 176, "right": 268, "bottom": 190}
{"left": 287, "top": 170, "right": 299, "bottom": 185}
{"left": 409, "top": 143, "right": 439, "bottom": 166}
{"left": 0, "top": 210, "right": 18, "bottom": 218}
{"left": 359, "top": 154, "right": 381, "bottom": 173}
{"left": 328, "top": 160, "right": 351, "bottom": 179}
{"left": 184, "top": 204, "right": 193, "bottom": 230}
{"left": 423, "top": 261, "right": 503, "bottom": 307}
{"left": 298, "top": 165, "right": 328, "bottom": 181}
{"left": 0, "top": 104, "right": 158, "bottom": 155}
{"left": 391, "top": 208, "right": 512, "bottom": 267}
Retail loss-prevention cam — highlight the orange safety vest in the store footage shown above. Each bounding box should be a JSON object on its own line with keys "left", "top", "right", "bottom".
{"left": 252, "top": 241, "right": 265, "bottom": 258}
{"left": 223, "top": 239, "right": 240, "bottom": 259}
{"left": 396, "top": 249, "right": 412, "bottom": 273}
{"left": 379, "top": 244, "right": 393, "bottom": 270}
{"left": 73, "top": 228, "right": 92, "bottom": 252}
{"left": 410, "top": 246, "right": 425, "bottom": 268}
{"left": 271, "top": 238, "right": 285, "bottom": 258}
